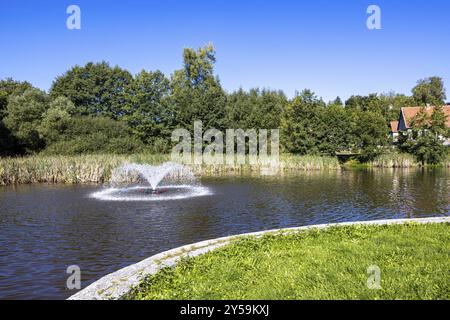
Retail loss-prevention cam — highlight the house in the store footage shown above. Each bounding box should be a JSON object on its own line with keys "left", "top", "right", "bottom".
{"left": 389, "top": 121, "right": 399, "bottom": 142}
{"left": 390, "top": 105, "right": 450, "bottom": 145}
{"left": 398, "top": 106, "right": 450, "bottom": 131}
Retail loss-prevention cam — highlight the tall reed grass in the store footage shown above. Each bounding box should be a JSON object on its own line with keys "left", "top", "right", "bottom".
{"left": 0, "top": 153, "right": 340, "bottom": 185}
{"left": 371, "top": 152, "right": 418, "bottom": 168}
{"left": 371, "top": 151, "right": 450, "bottom": 168}
{"left": 0, "top": 154, "right": 124, "bottom": 185}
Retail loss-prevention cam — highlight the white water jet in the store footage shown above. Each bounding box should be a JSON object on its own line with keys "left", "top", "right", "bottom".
{"left": 91, "top": 185, "right": 211, "bottom": 202}
{"left": 111, "top": 162, "right": 195, "bottom": 190}
{"left": 91, "top": 162, "right": 211, "bottom": 201}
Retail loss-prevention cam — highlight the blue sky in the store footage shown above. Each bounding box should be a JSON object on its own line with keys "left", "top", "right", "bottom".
{"left": 1, "top": 0, "right": 449, "bottom": 101}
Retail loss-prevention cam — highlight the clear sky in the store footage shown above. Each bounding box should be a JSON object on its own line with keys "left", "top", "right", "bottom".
{"left": 1, "top": 0, "right": 449, "bottom": 102}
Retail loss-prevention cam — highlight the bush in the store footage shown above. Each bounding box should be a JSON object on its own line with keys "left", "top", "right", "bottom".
{"left": 42, "top": 116, "right": 144, "bottom": 155}
{"left": 42, "top": 134, "right": 143, "bottom": 156}
{"left": 3, "top": 88, "right": 49, "bottom": 152}
{"left": 371, "top": 150, "right": 418, "bottom": 168}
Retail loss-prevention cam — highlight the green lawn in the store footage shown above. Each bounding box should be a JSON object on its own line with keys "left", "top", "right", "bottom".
{"left": 129, "top": 223, "right": 450, "bottom": 300}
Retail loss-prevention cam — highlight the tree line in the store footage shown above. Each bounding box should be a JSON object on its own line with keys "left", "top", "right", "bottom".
{"left": 0, "top": 44, "right": 448, "bottom": 163}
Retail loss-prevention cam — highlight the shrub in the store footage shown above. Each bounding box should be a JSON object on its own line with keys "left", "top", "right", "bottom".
{"left": 42, "top": 116, "right": 144, "bottom": 155}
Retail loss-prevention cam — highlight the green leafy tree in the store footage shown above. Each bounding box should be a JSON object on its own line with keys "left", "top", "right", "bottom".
{"left": 123, "top": 70, "right": 172, "bottom": 148}
{"left": 345, "top": 94, "right": 383, "bottom": 113}
{"left": 42, "top": 116, "right": 143, "bottom": 155}
{"left": 226, "top": 88, "right": 287, "bottom": 129}
{"left": 50, "top": 62, "right": 132, "bottom": 119}
{"left": 0, "top": 79, "right": 33, "bottom": 155}
{"left": 409, "top": 132, "right": 446, "bottom": 165}
{"left": 281, "top": 89, "right": 326, "bottom": 154}
{"left": 412, "top": 76, "right": 446, "bottom": 106}
{"left": 38, "top": 96, "right": 75, "bottom": 145}
{"left": 171, "top": 44, "right": 227, "bottom": 132}
{"left": 430, "top": 104, "right": 449, "bottom": 137}
{"left": 351, "top": 110, "right": 388, "bottom": 162}
{"left": 0, "top": 121, "right": 18, "bottom": 156}
{"left": 317, "top": 104, "right": 355, "bottom": 155}
{"left": 379, "top": 92, "right": 415, "bottom": 121}
{"left": 0, "top": 78, "right": 33, "bottom": 114}
{"left": 3, "top": 88, "right": 49, "bottom": 153}
{"left": 329, "top": 96, "right": 343, "bottom": 107}
{"left": 182, "top": 43, "right": 216, "bottom": 86}
{"left": 226, "top": 88, "right": 255, "bottom": 129}
{"left": 346, "top": 92, "right": 417, "bottom": 122}
{"left": 400, "top": 105, "right": 448, "bottom": 165}
{"left": 251, "top": 89, "right": 286, "bottom": 129}
{"left": 0, "top": 91, "right": 8, "bottom": 119}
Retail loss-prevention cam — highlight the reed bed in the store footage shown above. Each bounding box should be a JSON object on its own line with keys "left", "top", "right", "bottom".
{"left": 371, "top": 152, "right": 419, "bottom": 168}
{"left": 0, "top": 154, "right": 340, "bottom": 185}
{"left": 2, "top": 152, "right": 448, "bottom": 185}
{"left": 0, "top": 154, "right": 126, "bottom": 185}
{"left": 280, "top": 154, "right": 340, "bottom": 171}
{"left": 371, "top": 152, "right": 450, "bottom": 168}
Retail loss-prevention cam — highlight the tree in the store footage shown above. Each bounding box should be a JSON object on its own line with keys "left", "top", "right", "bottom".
{"left": 182, "top": 43, "right": 216, "bottom": 87}
{"left": 0, "top": 91, "right": 7, "bottom": 119}
{"left": 3, "top": 88, "right": 49, "bottom": 152}
{"left": 171, "top": 44, "right": 227, "bottom": 132}
{"left": 329, "top": 96, "right": 343, "bottom": 107}
{"left": 345, "top": 94, "right": 383, "bottom": 113}
{"left": 317, "top": 104, "right": 354, "bottom": 155}
{"left": 430, "top": 104, "right": 449, "bottom": 138}
{"left": 50, "top": 62, "right": 132, "bottom": 119}
{"left": 399, "top": 105, "right": 448, "bottom": 165}
{"left": 38, "top": 96, "right": 75, "bottom": 145}
{"left": 0, "top": 121, "right": 18, "bottom": 156}
{"left": 226, "top": 88, "right": 287, "bottom": 130}
{"left": 251, "top": 89, "right": 287, "bottom": 129}
{"left": 226, "top": 88, "right": 255, "bottom": 129}
{"left": 123, "top": 70, "right": 172, "bottom": 147}
{"left": 42, "top": 116, "right": 143, "bottom": 155}
{"left": 281, "top": 89, "right": 326, "bottom": 154}
{"left": 0, "top": 91, "right": 15, "bottom": 155}
{"left": 346, "top": 92, "right": 418, "bottom": 122}
{"left": 351, "top": 110, "right": 388, "bottom": 162}
{"left": 0, "top": 79, "right": 34, "bottom": 155}
{"left": 0, "top": 78, "right": 33, "bottom": 109}
{"left": 409, "top": 132, "right": 446, "bottom": 165}
{"left": 412, "top": 76, "right": 446, "bottom": 106}
{"left": 379, "top": 92, "right": 415, "bottom": 121}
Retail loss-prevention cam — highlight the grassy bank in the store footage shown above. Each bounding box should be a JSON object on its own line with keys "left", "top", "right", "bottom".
{"left": 2, "top": 152, "right": 448, "bottom": 185}
{"left": 370, "top": 151, "right": 419, "bottom": 168}
{"left": 365, "top": 151, "right": 450, "bottom": 168}
{"left": 0, "top": 154, "right": 340, "bottom": 185}
{"left": 129, "top": 223, "right": 449, "bottom": 300}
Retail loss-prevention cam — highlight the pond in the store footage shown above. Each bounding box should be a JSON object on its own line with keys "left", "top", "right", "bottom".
{"left": 0, "top": 169, "right": 449, "bottom": 299}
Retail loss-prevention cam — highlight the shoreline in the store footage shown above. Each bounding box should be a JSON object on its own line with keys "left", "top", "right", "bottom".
{"left": 68, "top": 216, "right": 450, "bottom": 300}
{"left": 1, "top": 153, "right": 449, "bottom": 186}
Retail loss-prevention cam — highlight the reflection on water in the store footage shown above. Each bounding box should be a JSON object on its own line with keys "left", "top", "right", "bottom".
{"left": 0, "top": 169, "right": 448, "bottom": 299}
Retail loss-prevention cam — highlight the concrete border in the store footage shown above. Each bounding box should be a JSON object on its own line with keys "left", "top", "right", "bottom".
{"left": 68, "top": 216, "right": 450, "bottom": 300}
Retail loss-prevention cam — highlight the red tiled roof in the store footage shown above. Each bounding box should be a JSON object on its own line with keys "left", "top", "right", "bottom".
{"left": 400, "top": 106, "right": 450, "bottom": 129}
{"left": 390, "top": 121, "right": 399, "bottom": 133}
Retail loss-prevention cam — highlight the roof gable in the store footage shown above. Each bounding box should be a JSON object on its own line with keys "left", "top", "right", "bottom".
{"left": 400, "top": 106, "right": 450, "bottom": 129}
{"left": 390, "top": 121, "right": 399, "bottom": 133}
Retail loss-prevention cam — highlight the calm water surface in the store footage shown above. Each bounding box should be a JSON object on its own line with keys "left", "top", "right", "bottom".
{"left": 0, "top": 169, "right": 449, "bottom": 299}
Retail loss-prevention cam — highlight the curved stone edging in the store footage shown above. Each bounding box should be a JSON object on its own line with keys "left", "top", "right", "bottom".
{"left": 68, "top": 216, "right": 450, "bottom": 300}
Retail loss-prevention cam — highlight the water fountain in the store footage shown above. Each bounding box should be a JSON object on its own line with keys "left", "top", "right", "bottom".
{"left": 90, "top": 162, "right": 211, "bottom": 201}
